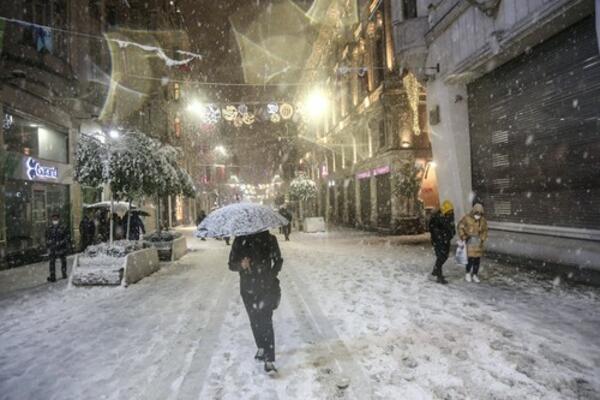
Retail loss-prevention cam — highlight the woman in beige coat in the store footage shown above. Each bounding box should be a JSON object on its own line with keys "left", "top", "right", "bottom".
{"left": 458, "top": 203, "right": 488, "bottom": 283}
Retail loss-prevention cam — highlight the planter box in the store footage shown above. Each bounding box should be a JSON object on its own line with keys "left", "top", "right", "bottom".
{"left": 69, "top": 248, "right": 159, "bottom": 287}
{"left": 304, "top": 217, "right": 326, "bottom": 233}
{"left": 145, "top": 236, "right": 187, "bottom": 261}
{"left": 170, "top": 236, "right": 187, "bottom": 261}
{"left": 123, "top": 248, "right": 160, "bottom": 286}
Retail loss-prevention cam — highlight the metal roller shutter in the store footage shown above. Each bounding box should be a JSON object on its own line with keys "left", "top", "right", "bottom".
{"left": 468, "top": 16, "right": 600, "bottom": 230}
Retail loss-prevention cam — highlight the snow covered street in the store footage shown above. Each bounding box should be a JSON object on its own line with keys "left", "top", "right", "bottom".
{"left": 1, "top": 229, "right": 599, "bottom": 400}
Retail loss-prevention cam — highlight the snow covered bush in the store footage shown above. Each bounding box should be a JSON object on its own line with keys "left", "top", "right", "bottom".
{"left": 144, "top": 231, "right": 182, "bottom": 243}
{"left": 84, "top": 240, "right": 144, "bottom": 258}
{"left": 288, "top": 175, "right": 318, "bottom": 201}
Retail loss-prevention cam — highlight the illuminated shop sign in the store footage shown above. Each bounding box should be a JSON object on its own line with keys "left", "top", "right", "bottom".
{"left": 356, "top": 166, "right": 390, "bottom": 179}
{"left": 26, "top": 157, "right": 58, "bottom": 180}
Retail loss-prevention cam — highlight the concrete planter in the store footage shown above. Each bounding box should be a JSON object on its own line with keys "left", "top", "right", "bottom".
{"left": 170, "top": 236, "right": 187, "bottom": 261}
{"left": 145, "top": 236, "right": 187, "bottom": 261}
{"left": 304, "top": 217, "right": 326, "bottom": 233}
{"left": 69, "top": 248, "right": 159, "bottom": 287}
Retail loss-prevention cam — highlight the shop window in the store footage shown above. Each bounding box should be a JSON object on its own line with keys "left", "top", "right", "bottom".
{"left": 403, "top": 0, "right": 417, "bottom": 19}
{"left": 378, "top": 120, "right": 386, "bottom": 149}
{"left": 3, "top": 112, "right": 68, "bottom": 163}
{"left": 173, "top": 83, "right": 180, "bottom": 100}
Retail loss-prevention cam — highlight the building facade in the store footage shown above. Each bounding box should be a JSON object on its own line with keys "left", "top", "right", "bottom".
{"left": 297, "top": 0, "right": 437, "bottom": 233}
{"left": 399, "top": 0, "right": 600, "bottom": 273}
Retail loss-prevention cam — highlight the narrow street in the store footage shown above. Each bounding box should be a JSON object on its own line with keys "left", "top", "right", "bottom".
{"left": 1, "top": 229, "right": 599, "bottom": 400}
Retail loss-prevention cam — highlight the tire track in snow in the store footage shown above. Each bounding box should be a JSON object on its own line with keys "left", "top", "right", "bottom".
{"left": 285, "top": 265, "right": 373, "bottom": 399}
{"left": 171, "top": 266, "right": 235, "bottom": 400}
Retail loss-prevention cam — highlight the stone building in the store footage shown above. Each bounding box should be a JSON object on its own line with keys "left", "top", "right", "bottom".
{"left": 400, "top": 0, "right": 600, "bottom": 276}
{"left": 0, "top": 0, "right": 112, "bottom": 267}
{"left": 296, "top": 0, "right": 437, "bottom": 232}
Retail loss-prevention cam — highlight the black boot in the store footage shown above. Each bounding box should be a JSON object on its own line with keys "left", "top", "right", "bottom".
{"left": 254, "top": 348, "right": 265, "bottom": 362}
{"left": 436, "top": 275, "right": 448, "bottom": 284}
{"left": 47, "top": 276, "right": 56, "bottom": 282}
{"left": 264, "top": 361, "right": 278, "bottom": 374}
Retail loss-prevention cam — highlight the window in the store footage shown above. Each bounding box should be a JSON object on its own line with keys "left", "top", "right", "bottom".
{"left": 378, "top": 120, "right": 386, "bottom": 149}
{"left": 4, "top": 112, "right": 69, "bottom": 163}
{"left": 403, "top": 0, "right": 417, "bottom": 19}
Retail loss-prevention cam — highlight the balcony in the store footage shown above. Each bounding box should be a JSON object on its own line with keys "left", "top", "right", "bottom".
{"left": 392, "top": 17, "right": 429, "bottom": 79}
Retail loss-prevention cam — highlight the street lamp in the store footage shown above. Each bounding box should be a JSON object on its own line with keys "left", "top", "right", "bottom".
{"left": 304, "top": 89, "right": 329, "bottom": 120}
{"left": 215, "top": 145, "right": 227, "bottom": 156}
{"left": 109, "top": 129, "right": 120, "bottom": 139}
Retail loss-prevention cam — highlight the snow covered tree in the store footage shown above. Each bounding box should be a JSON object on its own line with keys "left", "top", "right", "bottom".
{"left": 288, "top": 174, "right": 317, "bottom": 230}
{"left": 74, "top": 134, "right": 107, "bottom": 188}
{"left": 288, "top": 174, "right": 318, "bottom": 201}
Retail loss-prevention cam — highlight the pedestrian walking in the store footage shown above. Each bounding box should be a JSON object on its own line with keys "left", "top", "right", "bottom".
{"left": 458, "top": 203, "right": 488, "bottom": 283}
{"left": 279, "top": 206, "right": 292, "bottom": 241}
{"left": 46, "top": 213, "right": 70, "bottom": 282}
{"left": 79, "top": 213, "right": 95, "bottom": 252}
{"left": 124, "top": 212, "right": 146, "bottom": 240}
{"left": 429, "top": 200, "right": 455, "bottom": 284}
{"left": 196, "top": 210, "right": 207, "bottom": 241}
{"left": 229, "top": 230, "right": 283, "bottom": 374}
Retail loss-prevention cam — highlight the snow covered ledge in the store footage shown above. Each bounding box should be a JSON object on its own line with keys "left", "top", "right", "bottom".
{"left": 170, "top": 236, "right": 187, "bottom": 261}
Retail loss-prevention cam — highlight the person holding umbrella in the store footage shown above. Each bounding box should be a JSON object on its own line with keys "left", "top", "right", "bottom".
{"left": 229, "top": 231, "right": 283, "bottom": 374}
{"left": 197, "top": 203, "right": 288, "bottom": 374}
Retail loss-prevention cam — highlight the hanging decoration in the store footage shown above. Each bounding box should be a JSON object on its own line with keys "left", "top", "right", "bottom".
{"left": 267, "top": 102, "right": 279, "bottom": 115}
{"left": 270, "top": 113, "right": 281, "bottom": 123}
{"left": 242, "top": 112, "right": 256, "bottom": 125}
{"left": 279, "top": 103, "right": 294, "bottom": 120}
{"left": 222, "top": 105, "right": 238, "bottom": 121}
{"left": 238, "top": 104, "right": 248, "bottom": 115}
{"left": 203, "top": 104, "right": 221, "bottom": 124}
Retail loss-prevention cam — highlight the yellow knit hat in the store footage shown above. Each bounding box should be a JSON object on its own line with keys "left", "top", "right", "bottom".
{"left": 441, "top": 200, "right": 454, "bottom": 215}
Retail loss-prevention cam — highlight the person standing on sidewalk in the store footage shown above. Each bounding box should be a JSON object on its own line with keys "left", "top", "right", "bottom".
{"left": 458, "top": 203, "right": 488, "bottom": 283}
{"left": 279, "top": 206, "right": 292, "bottom": 241}
{"left": 79, "top": 213, "right": 95, "bottom": 252}
{"left": 429, "top": 200, "right": 456, "bottom": 284}
{"left": 228, "top": 230, "right": 283, "bottom": 374}
{"left": 46, "top": 213, "right": 70, "bottom": 282}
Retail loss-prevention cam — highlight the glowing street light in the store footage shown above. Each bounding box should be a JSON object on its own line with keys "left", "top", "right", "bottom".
{"left": 304, "top": 89, "right": 329, "bottom": 119}
{"left": 215, "top": 145, "right": 227, "bottom": 156}
{"left": 109, "top": 129, "right": 120, "bottom": 139}
{"left": 187, "top": 100, "right": 205, "bottom": 116}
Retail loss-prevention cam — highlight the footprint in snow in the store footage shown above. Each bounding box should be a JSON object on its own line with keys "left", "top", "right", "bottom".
{"left": 402, "top": 356, "right": 418, "bottom": 369}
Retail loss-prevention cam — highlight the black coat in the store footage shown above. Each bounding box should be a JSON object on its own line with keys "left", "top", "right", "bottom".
{"left": 46, "top": 224, "right": 70, "bottom": 255}
{"left": 124, "top": 214, "right": 145, "bottom": 240}
{"left": 429, "top": 211, "right": 455, "bottom": 249}
{"left": 79, "top": 217, "right": 95, "bottom": 240}
{"left": 279, "top": 209, "right": 292, "bottom": 224}
{"left": 229, "top": 231, "right": 283, "bottom": 293}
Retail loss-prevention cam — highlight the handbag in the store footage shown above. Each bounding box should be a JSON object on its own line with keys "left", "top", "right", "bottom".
{"left": 455, "top": 240, "right": 468, "bottom": 265}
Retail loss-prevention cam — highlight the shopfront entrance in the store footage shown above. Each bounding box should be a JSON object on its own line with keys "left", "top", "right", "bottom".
{"left": 359, "top": 177, "right": 371, "bottom": 226}
{"left": 376, "top": 173, "right": 392, "bottom": 228}
{"left": 5, "top": 179, "right": 70, "bottom": 266}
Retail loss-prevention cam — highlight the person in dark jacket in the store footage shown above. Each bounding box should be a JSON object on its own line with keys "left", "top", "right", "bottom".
{"left": 46, "top": 213, "right": 70, "bottom": 282}
{"left": 229, "top": 230, "right": 283, "bottom": 374}
{"left": 279, "top": 206, "right": 292, "bottom": 241}
{"left": 196, "top": 210, "right": 207, "bottom": 241}
{"left": 123, "top": 212, "right": 146, "bottom": 240}
{"left": 429, "top": 200, "right": 456, "bottom": 284}
{"left": 79, "top": 213, "right": 95, "bottom": 252}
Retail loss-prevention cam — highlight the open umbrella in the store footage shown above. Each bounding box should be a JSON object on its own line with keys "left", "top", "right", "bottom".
{"left": 85, "top": 201, "right": 138, "bottom": 214}
{"left": 196, "top": 203, "right": 288, "bottom": 238}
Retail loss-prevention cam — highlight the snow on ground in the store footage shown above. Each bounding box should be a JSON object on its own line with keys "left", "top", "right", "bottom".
{"left": 1, "top": 228, "right": 599, "bottom": 400}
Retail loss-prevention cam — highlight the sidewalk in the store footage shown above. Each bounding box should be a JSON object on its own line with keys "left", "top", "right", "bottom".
{"left": 0, "top": 256, "right": 76, "bottom": 298}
